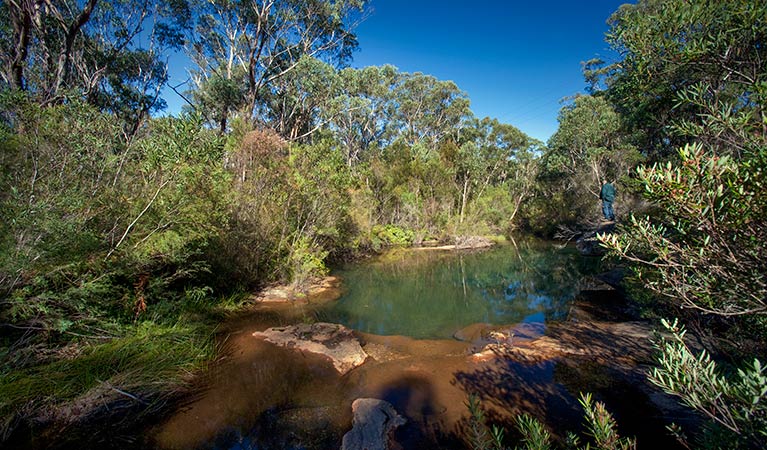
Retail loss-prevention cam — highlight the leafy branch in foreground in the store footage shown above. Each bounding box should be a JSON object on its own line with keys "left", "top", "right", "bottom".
{"left": 466, "top": 393, "right": 634, "bottom": 450}
{"left": 598, "top": 142, "right": 767, "bottom": 317}
{"left": 649, "top": 318, "right": 767, "bottom": 449}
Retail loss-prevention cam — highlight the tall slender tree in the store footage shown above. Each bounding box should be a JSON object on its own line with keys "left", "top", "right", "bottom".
{"left": 187, "top": 0, "right": 366, "bottom": 133}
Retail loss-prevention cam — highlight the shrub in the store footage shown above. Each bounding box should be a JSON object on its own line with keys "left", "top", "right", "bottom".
{"left": 599, "top": 142, "right": 767, "bottom": 319}
{"left": 370, "top": 224, "right": 415, "bottom": 249}
{"left": 649, "top": 319, "right": 767, "bottom": 449}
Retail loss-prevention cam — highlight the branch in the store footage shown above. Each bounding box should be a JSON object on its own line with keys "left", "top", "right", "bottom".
{"left": 105, "top": 179, "right": 170, "bottom": 261}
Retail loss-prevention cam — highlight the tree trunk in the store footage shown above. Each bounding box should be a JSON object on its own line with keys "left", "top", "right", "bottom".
{"left": 51, "top": 0, "right": 98, "bottom": 98}
{"left": 8, "top": 0, "right": 36, "bottom": 91}
{"left": 459, "top": 177, "right": 469, "bottom": 224}
{"left": 219, "top": 108, "right": 228, "bottom": 134}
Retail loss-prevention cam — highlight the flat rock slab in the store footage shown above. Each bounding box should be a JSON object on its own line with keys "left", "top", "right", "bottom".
{"left": 454, "top": 235, "right": 495, "bottom": 249}
{"left": 470, "top": 320, "right": 656, "bottom": 367}
{"left": 341, "top": 398, "right": 406, "bottom": 450}
{"left": 453, "top": 322, "right": 545, "bottom": 346}
{"left": 253, "top": 276, "right": 342, "bottom": 303}
{"left": 252, "top": 322, "right": 367, "bottom": 375}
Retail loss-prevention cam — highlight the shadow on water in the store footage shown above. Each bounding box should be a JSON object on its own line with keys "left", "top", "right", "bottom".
{"left": 377, "top": 375, "right": 463, "bottom": 450}
{"left": 454, "top": 357, "right": 582, "bottom": 434}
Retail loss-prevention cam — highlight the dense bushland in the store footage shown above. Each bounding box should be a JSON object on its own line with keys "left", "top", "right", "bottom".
{"left": 468, "top": 1, "right": 767, "bottom": 449}
{"left": 1, "top": 0, "right": 766, "bottom": 448}
{"left": 0, "top": 92, "right": 542, "bottom": 439}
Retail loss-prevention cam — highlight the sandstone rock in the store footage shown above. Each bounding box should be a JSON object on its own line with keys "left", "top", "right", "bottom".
{"left": 253, "top": 276, "right": 342, "bottom": 303}
{"left": 453, "top": 322, "right": 544, "bottom": 347}
{"left": 252, "top": 322, "right": 367, "bottom": 375}
{"left": 470, "top": 320, "right": 656, "bottom": 365}
{"left": 454, "top": 235, "right": 494, "bottom": 250}
{"left": 341, "top": 398, "right": 406, "bottom": 450}
{"left": 575, "top": 233, "right": 605, "bottom": 256}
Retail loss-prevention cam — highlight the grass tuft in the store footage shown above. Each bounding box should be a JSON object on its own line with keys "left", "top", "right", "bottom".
{"left": 0, "top": 320, "right": 214, "bottom": 432}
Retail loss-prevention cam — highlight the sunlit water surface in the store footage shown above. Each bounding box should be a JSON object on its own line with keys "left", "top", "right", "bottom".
{"left": 318, "top": 239, "right": 600, "bottom": 339}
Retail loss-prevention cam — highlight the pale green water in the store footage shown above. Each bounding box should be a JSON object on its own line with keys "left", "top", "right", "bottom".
{"left": 319, "top": 239, "right": 600, "bottom": 339}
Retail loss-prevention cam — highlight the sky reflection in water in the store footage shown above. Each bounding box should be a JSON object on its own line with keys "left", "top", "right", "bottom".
{"left": 319, "top": 240, "right": 599, "bottom": 339}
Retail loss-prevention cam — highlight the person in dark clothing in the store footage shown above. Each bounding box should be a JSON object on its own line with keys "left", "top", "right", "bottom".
{"left": 600, "top": 179, "right": 616, "bottom": 221}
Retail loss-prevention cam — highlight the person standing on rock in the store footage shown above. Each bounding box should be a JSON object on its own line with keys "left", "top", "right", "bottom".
{"left": 600, "top": 179, "right": 616, "bottom": 222}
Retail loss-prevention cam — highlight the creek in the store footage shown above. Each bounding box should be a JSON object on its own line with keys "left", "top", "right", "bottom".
{"left": 151, "top": 238, "right": 688, "bottom": 450}
{"left": 317, "top": 240, "right": 596, "bottom": 339}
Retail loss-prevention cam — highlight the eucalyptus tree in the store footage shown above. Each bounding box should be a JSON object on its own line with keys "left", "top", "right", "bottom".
{"left": 390, "top": 72, "right": 471, "bottom": 151}
{"left": 591, "top": 0, "right": 767, "bottom": 158}
{"left": 187, "top": 0, "right": 366, "bottom": 133}
{"left": 543, "top": 95, "right": 639, "bottom": 226}
{"left": 259, "top": 55, "right": 341, "bottom": 141}
{"left": 0, "top": 0, "right": 190, "bottom": 135}
{"left": 453, "top": 117, "right": 538, "bottom": 225}
{"left": 328, "top": 64, "right": 399, "bottom": 166}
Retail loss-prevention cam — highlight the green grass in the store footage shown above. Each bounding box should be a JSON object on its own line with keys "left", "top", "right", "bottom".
{"left": 0, "top": 319, "right": 215, "bottom": 431}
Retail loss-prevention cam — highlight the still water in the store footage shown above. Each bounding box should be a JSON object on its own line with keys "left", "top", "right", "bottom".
{"left": 319, "top": 239, "right": 599, "bottom": 339}
{"left": 149, "top": 240, "right": 685, "bottom": 450}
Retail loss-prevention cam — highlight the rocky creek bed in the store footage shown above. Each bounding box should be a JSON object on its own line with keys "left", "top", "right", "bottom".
{"left": 148, "top": 268, "right": 695, "bottom": 450}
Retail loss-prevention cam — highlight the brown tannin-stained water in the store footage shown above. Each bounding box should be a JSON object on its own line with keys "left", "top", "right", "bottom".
{"left": 150, "top": 240, "right": 692, "bottom": 450}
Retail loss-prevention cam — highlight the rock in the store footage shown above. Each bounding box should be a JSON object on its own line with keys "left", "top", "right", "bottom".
{"left": 579, "top": 275, "right": 616, "bottom": 292}
{"left": 576, "top": 222, "right": 618, "bottom": 256}
{"left": 253, "top": 276, "right": 342, "bottom": 303}
{"left": 595, "top": 268, "right": 624, "bottom": 289}
{"left": 252, "top": 322, "right": 367, "bottom": 375}
{"left": 575, "top": 233, "right": 605, "bottom": 256}
{"left": 453, "top": 322, "right": 545, "bottom": 348}
{"left": 470, "top": 320, "right": 656, "bottom": 366}
{"left": 412, "top": 236, "right": 495, "bottom": 252}
{"left": 454, "top": 235, "right": 494, "bottom": 250}
{"left": 341, "top": 398, "right": 406, "bottom": 450}
{"left": 452, "top": 322, "right": 493, "bottom": 343}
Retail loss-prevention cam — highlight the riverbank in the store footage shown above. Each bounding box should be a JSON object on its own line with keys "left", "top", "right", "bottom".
{"left": 3, "top": 243, "right": 692, "bottom": 450}
{"left": 0, "top": 236, "right": 498, "bottom": 448}
{"left": 149, "top": 270, "right": 691, "bottom": 450}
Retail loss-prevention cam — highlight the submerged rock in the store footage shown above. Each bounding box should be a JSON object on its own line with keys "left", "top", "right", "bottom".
{"left": 575, "top": 233, "right": 605, "bottom": 256}
{"left": 252, "top": 322, "right": 367, "bottom": 375}
{"left": 341, "top": 398, "right": 406, "bottom": 450}
{"left": 470, "top": 320, "right": 655, "bottom": 366}
{"left": 453, "top": 322, "right": 545, "bottom": 346}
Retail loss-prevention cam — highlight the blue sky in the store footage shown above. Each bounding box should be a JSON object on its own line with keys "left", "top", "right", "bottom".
{"left": 163, "top": 0, "right": 628, "bottom": 143}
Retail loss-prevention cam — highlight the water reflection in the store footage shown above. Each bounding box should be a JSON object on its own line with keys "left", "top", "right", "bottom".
{"left": 318, "top": 239, "right": 599, "bottom": 338}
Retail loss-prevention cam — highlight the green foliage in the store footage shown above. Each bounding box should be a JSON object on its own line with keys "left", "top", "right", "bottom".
{"left": 599, "top": 141, "right": 767, "bottom": 317}
{"left": 589, "top": 4, "right": 767, "bottom": 449}
{"left": 578, "top": 393, "right": 636, "bottom": 450}
{"left": 649, "top": 319, "right": 767, "bottom": 449}
{"left": 187, "top": 0, "right": 367, "bottom": 131}
{"left": 1, "top": 0, "right": 189, "bottom": 134}
{"left": 597, "top": 0, "right": 767, "bottom": 321}
{"left": 370, "top": 225, "right": 415, "bottom": 249}
{"left": 539, "top": 95, "right": 641, "bottom": 231}
{"left": 514, "top": 413, "right": 552, "bottom": 450}
{"left": 0, "top": 97, "right": 236, "bottom": 436}
{"left": 0, "top": 320, "right": 214, "bottom": 431}
{"left": 465, "top": 394, "right": 500, "bottom": 450}
{"left": 465, "top": 393, "right": 634, "bottom": 450}
{"left": 597, "top": 0, "right": 767, "bottom": 158}
{"left": 289, "top": 236, "right": 329, "bottom": 291}
{"left": 214, "top": 127, "right": 354, "bottom": 287}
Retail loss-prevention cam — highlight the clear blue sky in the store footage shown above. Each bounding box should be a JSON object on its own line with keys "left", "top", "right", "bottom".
{"left": 349, "top": 0, "right": 627, "bottom": 143}
{"left": 163, "top": 0, "right": 629, "bottom": 144}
